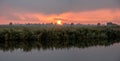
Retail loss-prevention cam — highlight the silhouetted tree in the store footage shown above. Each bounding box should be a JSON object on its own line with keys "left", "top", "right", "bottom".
{"left": 9, "top": 22, "right": 13, "bottom": 25}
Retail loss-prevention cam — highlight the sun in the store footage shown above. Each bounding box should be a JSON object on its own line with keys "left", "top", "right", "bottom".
{"left": 57, "top": 20, "right": 62, "bottom": 25}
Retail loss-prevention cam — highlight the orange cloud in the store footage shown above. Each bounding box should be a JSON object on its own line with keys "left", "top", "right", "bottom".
{"left": 60, "top": 9, "right": 120, "bottom": 24}
{"left": 0, "top": 9, "right": 120, "bottom": 24}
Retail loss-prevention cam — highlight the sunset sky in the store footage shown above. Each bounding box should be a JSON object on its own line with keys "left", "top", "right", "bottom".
{"left": 0, "top": 0, "right": 120, "bottom": 24}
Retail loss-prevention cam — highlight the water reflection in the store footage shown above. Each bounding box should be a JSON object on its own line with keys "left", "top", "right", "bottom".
{"left": 0, "top": 43, "right": 120, "bottom": 61}
{"left": 0, "top": 39, "right": 120, "bottom": 52}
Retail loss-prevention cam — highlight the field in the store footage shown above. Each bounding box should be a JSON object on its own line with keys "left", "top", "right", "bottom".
{"left": 0, "top": 25, "right": 120, "bottom": 51}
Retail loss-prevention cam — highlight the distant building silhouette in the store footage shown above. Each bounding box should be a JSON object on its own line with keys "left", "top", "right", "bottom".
{"left": 107, "top": 22, "right": 118, "bottom": 26}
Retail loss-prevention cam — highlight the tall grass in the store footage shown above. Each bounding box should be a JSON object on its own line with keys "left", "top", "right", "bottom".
{"left": 0, "top": 25, "right": 120, "bottom": 51}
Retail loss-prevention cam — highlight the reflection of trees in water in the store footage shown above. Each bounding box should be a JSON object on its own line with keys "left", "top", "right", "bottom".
{"left": 0, "top": 26, "right": 120, "bottom": 52}
{"left": 0, "top": 39, "right": 120, "bottom": 52}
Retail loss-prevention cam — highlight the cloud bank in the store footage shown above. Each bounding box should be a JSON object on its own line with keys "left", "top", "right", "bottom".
{"left": 0, "top": 0, "right": 120, "bottom": 24}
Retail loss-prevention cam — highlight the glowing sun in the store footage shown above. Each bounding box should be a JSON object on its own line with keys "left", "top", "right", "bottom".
{"left": 57, "top": 20, "right": 62, "bottom": 25}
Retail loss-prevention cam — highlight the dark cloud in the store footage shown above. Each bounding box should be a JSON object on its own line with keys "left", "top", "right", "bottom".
{"left": 0, "top": 0, "right": 119, "bottom": 14}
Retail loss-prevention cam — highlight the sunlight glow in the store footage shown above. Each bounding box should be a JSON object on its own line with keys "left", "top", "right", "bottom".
{"left": 57, "top": 20, "right": 62, "bottom": 25}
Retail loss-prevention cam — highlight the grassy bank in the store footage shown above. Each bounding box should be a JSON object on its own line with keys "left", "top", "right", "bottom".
{"left": 0, "top": 25, "right": 120, "bottom": 51}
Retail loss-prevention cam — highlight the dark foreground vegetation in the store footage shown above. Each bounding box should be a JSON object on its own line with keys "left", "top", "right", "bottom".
{"left": 0, "top": 25, "right": 120, "bottom": 52}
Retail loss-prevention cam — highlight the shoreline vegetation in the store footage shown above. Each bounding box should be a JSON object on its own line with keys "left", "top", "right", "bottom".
{"left": 0, "top": 25, "right": 120, "bottom": 52}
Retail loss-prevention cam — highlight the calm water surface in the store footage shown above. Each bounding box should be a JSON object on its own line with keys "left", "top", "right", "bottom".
{"left": 0, "top": 43, "right": 120, "bottom": 61}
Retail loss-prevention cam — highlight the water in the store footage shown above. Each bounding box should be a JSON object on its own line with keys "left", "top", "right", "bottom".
{"left": 0, "top": 43, "right": 120, "bottom": 61}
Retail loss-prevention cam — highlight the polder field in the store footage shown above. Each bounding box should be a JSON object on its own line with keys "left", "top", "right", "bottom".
{"left": 0, "top": 25, "right": 120, "bottom": 51}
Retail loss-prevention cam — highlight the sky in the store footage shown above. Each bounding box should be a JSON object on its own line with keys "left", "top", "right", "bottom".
{"left": 0, "top": 0, "right": 120, "bottom": 24}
